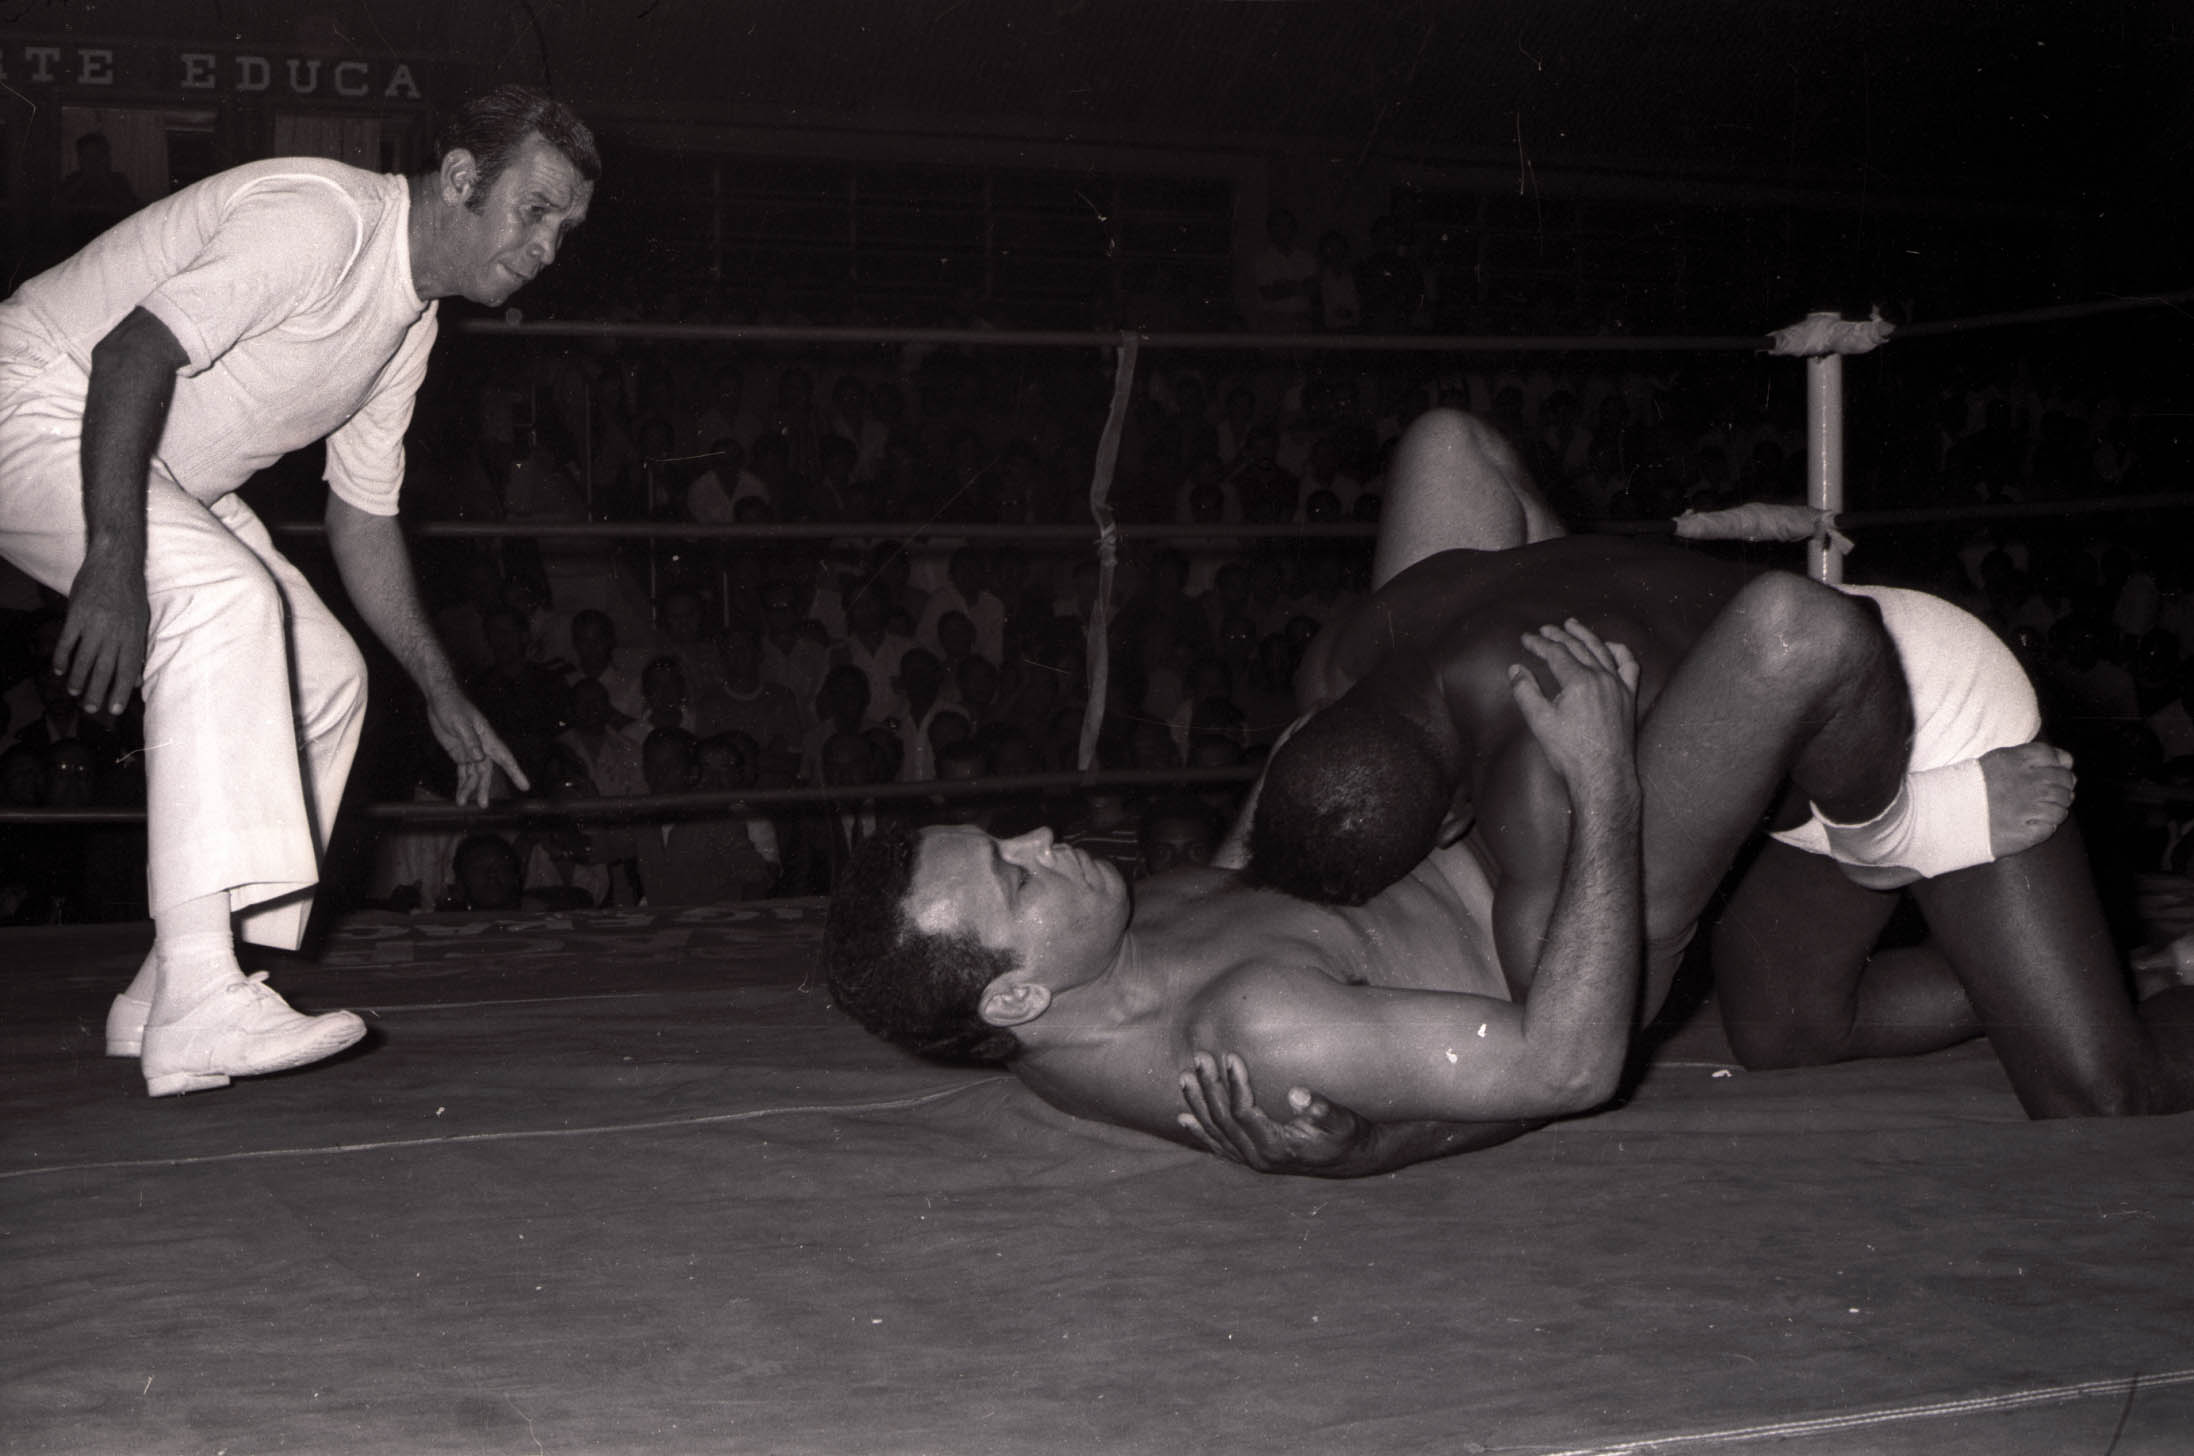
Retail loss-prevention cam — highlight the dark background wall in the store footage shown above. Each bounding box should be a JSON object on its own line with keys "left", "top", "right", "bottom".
{"left": 4, "top": 0, "right": 2188, "bottom": 327}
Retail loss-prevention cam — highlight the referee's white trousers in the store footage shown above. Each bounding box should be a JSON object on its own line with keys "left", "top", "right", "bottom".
{"left": 0, "top": 425, "right": 366, "bottom": 950}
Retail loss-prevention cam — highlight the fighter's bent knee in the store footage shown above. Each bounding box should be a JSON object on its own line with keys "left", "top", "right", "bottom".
{"left": 1406, "top": 406, "right": 1502, "bottom": 457}
{"left": 1727, "top": 572, "right": 1881, "bottom": 685}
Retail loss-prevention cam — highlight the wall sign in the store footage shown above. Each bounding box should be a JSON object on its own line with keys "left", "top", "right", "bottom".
{"left": 0, "top": 41, "right": 426, "bottom": 102}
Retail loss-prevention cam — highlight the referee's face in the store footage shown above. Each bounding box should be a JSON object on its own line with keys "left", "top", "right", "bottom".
{"left": 456, "top": 133, "right": 592, "bottom": 307}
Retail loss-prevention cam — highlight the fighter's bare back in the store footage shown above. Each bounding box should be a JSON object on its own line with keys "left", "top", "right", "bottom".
{"left": 1302, "top": 536, "right": 1750, "bottom": 733}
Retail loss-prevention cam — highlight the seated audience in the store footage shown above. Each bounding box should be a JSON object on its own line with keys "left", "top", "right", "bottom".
{"left": 632, "top": 727, "right": 774, "bottom": 905}
{"left": 565, "top": 608, "right": 646, "bottom": 724}
{"left": 441, "top": 832, "right": 527, "bottom": 913}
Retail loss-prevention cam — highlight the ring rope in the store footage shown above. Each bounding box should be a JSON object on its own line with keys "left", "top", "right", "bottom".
{"left": 0, "top": 765, "right": 1264, "bottom": 827}
{"left": 18, "top": 298, "right": 2187, "bottom": 835}
{"left": 1893, "top": 286, "right": 2194, "bottom": 340}
{"left": 266, "top": 520, "right": 1380, "bottom": 542}
{"left": 461, "top": 317, "right": 1770, "bottom": 354}
{"left": 260, "top": 495, "right": 2194, "bottom": 549}
{"left": 460, "top": 282, "right": 2190, "bottom": 354}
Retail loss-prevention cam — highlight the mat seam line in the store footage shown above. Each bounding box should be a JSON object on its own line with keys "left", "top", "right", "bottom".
{"left": 1530, "top": 1365, "right": 2194, "bottom": 1454}
{"left": 0, "top": 1078, "right": 1005, "bottom": 1180}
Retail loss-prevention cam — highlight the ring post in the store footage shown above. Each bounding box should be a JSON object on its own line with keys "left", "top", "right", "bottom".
{"left": 1772, "top": 308, "right": 1890, "bottom": 585}
{"left": 1804, "top": 313, "right": 1845, "bottom": 585}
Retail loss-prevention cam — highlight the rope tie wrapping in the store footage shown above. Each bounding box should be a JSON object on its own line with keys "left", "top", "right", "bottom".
{"left": 1673, "top": 501, "right": 1856, "bottom": 562}
{"left": 1767, "top": 307, "right": 1895, "bottom": 358}
{"left": 1078, "top": 332, "right": 1139, "bottom": 773}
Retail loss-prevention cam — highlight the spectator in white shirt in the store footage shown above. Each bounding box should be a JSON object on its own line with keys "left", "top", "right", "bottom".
{"left": 1249, "top": 206, "right": 1317, "bottom": 333}
{"left": 915, "top": 546, "right": 1007, "bottom": 666}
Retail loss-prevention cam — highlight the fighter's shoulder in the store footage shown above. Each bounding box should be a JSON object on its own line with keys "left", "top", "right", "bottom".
{"left": 1184, "top": 960, "right": 1364, "bottom": 1052}
{"left": 1428, "top": 619, "right": 1545, "bottom": 724}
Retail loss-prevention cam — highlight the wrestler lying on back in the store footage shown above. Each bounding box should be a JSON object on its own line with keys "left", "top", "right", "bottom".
{"left": 827, "top": 550, "right": 2081, "bottom": 1173}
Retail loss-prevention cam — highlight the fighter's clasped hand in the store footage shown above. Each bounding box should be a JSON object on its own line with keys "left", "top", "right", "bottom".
{"left": 426, "top": 688, "right": 531, "bottom": 808}
{"left": 1177, "top": 1051, "right": 1378, "bottom": 1177}
{"left": 54, "top": 549, "right": 149, "bottom": 716}
{"left": 1507, "top": 619, "right": 1640, "bottom": 799}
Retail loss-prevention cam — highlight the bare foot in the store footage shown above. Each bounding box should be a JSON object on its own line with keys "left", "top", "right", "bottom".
{"left": 1982, "top": 741, "right": 2076, "bottom": 859}
{"left": 2131, "top": 932, "right": 2194, "bottom": 1002}
{"left": 1835, "top": 741, "right": 2077, "bottom": 891}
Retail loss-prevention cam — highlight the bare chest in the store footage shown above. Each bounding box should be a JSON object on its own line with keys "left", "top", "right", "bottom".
{"left": 1016, "top": 868, "right": 1506, "bottom": 1141}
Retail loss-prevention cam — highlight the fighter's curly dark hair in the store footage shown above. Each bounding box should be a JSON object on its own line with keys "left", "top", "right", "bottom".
{"left": 824, "top": 822, "right": 1024, "bottom": 1066}
{"left": 1247, "top": 700, "right": 1450, "bottom": 906}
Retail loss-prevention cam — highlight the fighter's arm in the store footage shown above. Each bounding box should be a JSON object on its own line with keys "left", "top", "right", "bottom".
{"left": 1184, "top": 622, "right": 1643, "bottom": 1175}
{"left": 54, "top": 308, "right": 189, "bottom": 716}
{"left": 1460, "top": 620, "right": 1654, "bottom": 1007}
{"left": 1179, "top": 1051, "right": 1542, "bottom": 1177}
{"left": 1189, "top": 958, "right": 1612, "bottom": 1126}
{"left": 1477, "top": 727, "right": 1583, "bottom": 1003}
{"left": 1189, "top": 624, "right": 1643, "bottom": 1140}
{"left": 324, "top": 496, "right": 528, "bottom": 807}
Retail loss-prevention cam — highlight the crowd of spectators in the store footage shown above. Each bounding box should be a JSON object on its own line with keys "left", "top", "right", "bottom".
{"left": 3, "top": 247, "right": 2191, "bottom": 944}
